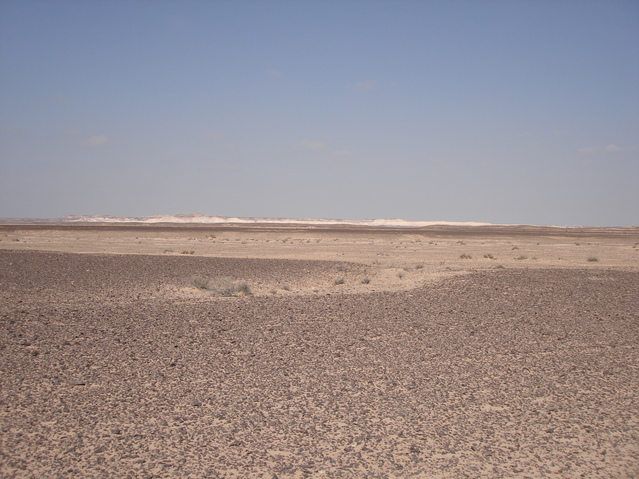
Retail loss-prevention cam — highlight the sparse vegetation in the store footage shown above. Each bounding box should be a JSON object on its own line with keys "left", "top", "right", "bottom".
{"left": 515, "top": 255, "right": 528, "bottom": 260}
{"left": 334, "top": 278, "right": 345, "bottom": 285}
{"left": 190, "top": 275, "right": 210, "bottom": 290}
{"left": 181, "top": 250, "right": 195, "bottom": 255}
{"left": 588, "top": 257, "right": 599, "bottom": 262}
{"left": 484, "top": 253, "right": 495, "bottom": 259}
{"left": 361, "top": 277, "right": 371, "bottom": 284}
{"left": 189, "top": 276, "right": 252, "bottom": 296}
{"left": 415, "top": 264, "right": 424, "bottom": 269}
{"left": 216, "top": 280, "right": 252, "bottom": 297}
{"left": 397, "top": 272, "right": 404, "bottom": 279}
{"left": 511, "top": 246, "right": 519, "bottom": 250}
{"left": 460, "top": 254, "right": 472, "bottom": 259}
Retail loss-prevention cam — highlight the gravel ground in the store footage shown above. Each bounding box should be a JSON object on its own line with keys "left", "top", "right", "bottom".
{"left": 1, "top": 251, "right": 638, "bottom": 478}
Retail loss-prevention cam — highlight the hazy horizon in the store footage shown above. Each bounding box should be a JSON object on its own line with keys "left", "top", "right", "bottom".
{"left": 1, "top": 1, "right": 638, "bottom": 227}
{"left": 2, "top": 212, "right": 637, "bottom": 229}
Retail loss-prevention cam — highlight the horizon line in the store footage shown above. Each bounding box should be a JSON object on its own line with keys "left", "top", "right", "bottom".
{"left": 0, "top": 213, "right": 637, "bottom": 229}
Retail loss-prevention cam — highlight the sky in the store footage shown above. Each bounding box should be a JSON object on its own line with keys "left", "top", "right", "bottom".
{"left": 1, "top": 0, "right": 638, "bottom": 226}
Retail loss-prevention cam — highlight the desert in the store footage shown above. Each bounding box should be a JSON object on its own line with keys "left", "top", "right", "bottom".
{"left": 1, "top": 222, "right": 638, "bottom": 478}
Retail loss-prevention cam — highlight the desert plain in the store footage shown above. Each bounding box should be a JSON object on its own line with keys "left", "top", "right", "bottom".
{"left": 1, "top": 222, "right": 638, "bottom": 478}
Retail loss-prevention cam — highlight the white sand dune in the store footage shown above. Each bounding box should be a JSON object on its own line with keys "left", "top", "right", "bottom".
{"left": 60, "top": 213, "right": 493, "bottom": 228}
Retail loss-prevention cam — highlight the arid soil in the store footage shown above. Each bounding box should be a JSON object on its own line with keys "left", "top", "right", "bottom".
{"left": 1, "top": 224, "right": 638, "bottom": 478}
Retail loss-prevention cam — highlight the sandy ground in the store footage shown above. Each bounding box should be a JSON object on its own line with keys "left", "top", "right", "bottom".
{"left": 2, "top": 223, "right": 638, "bottom": 296}
{"left": 1, "top": 223, "right": 638, "bottom": 477}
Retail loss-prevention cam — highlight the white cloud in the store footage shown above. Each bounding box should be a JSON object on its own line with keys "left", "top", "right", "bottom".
{"left": 294, "top": 140, "right": 325, "bottom": 150}
{"left": 578, "top": 146, "right": 597, "bottom": 155}
{"left": 354, "top": 80, "right": 376, "bottom": 91}
{"left": 331, "top": 149, "right": 352, "bottom": 157}
{"left": 266, "top": 69, "right": 283, "bottom": 78}
{"left": 81, "top": 135, "right": 109, "bottom": 147}
{"left": 578, "top": 144, "right": 634, "bottom": 155}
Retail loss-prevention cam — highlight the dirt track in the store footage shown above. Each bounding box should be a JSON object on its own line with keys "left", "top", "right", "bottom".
{"left": 1, "top": 248, "right": 638, "bottom": 478}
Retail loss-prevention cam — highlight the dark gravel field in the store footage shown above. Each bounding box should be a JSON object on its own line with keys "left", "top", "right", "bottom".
{"left": 1, "top": 251, "right": 638, "bottom": 478}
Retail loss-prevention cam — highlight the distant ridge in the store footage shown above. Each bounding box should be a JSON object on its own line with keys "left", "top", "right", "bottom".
{"left": 56, "top": 213, "right": 493, "bottom": 228}
{"left": 1, "top": 214, "right": 635, "bottom": 229}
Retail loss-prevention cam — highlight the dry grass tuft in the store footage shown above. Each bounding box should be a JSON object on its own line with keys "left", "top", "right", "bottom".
{"left": 189, "top": 276, "right": 252, "bottom": 296}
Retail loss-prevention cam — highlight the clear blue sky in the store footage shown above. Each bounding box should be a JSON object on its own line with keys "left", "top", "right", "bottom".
{"left": 1, "top": 0, "right": 638, "bottom": 225}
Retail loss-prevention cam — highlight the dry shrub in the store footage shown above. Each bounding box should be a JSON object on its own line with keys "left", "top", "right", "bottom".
{"left": 189, "top": 276, "right": 252, "bottom": 296}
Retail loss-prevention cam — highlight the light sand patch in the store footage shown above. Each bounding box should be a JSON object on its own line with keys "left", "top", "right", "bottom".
{"left": 1, "top": 224, "right": 638, "bottom": 296}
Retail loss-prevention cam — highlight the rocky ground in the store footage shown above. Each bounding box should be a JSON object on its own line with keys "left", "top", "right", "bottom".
{"left": 1, "top": 248, "right": 638, "bottom": 478}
